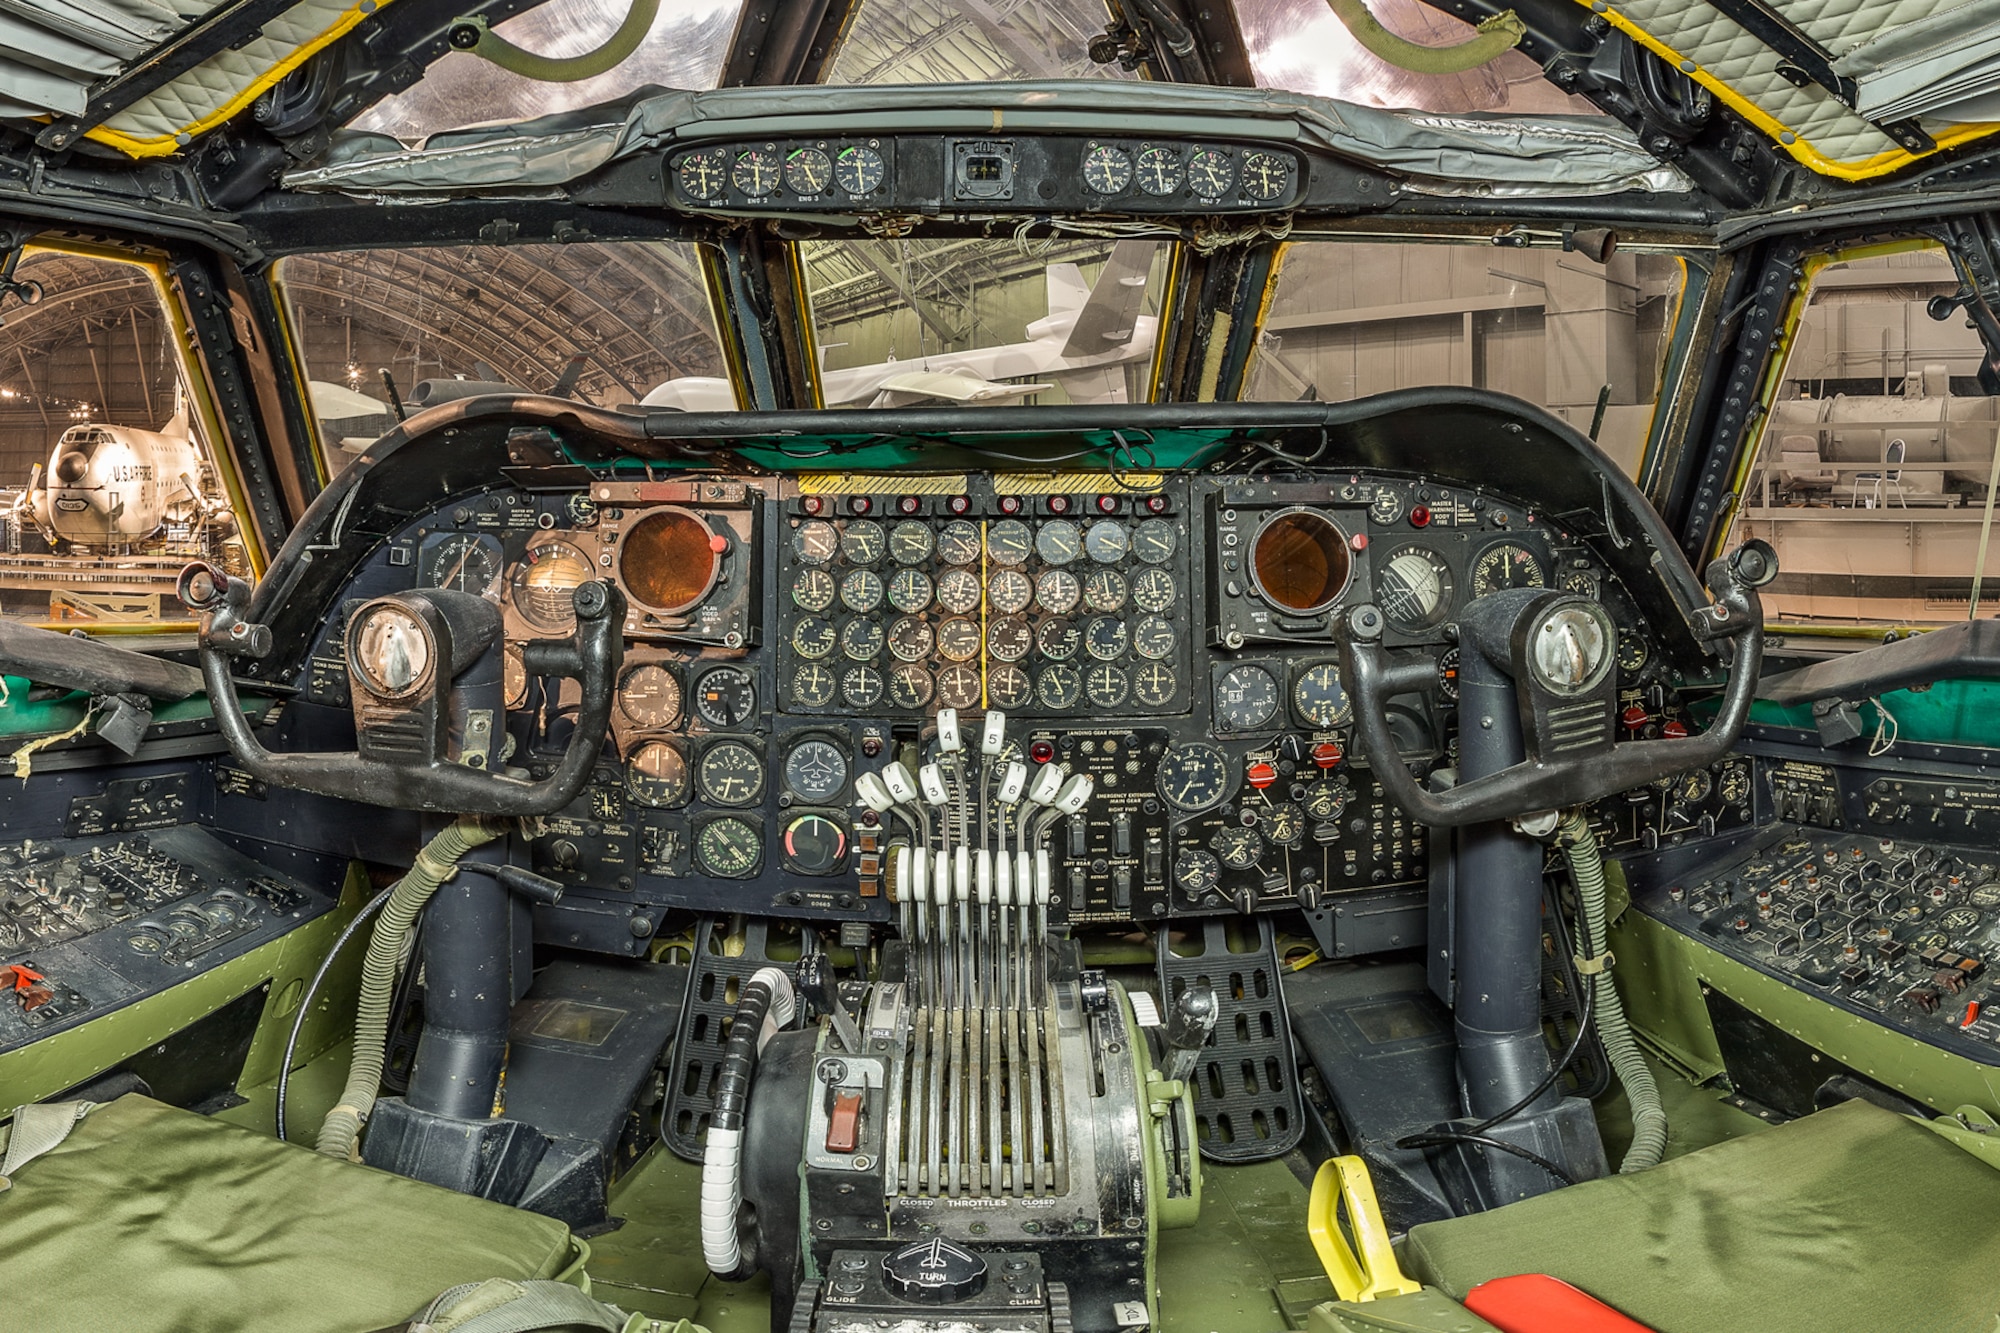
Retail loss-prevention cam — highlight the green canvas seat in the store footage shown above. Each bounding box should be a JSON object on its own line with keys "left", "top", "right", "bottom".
{"left": 1401, "top": 1099, "right": 2000, "bottom": 1333}
{"left": 0, "top": 1094, "right": 584, "bottom": 1333}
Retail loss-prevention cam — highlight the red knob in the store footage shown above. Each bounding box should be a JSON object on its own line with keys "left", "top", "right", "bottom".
{"left": 1246, "top": 761, "right": 1278, "bottom": 790}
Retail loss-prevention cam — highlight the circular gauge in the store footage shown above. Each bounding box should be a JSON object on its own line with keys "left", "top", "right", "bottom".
{"left": 1037, "top": 663, "right": 1082, "bottom": 709}
{"left": 887, "top": 616, "right": 934, "bottom": 662}
{"left": 1527, "top": 602, "right": 1613, "bottom": 696}
{"left": 1264, "top": 803, "right": 1305, "bottom": 846}
{"left": 1293, "top": 663, "right": 1351, "bottom": 728}
{"left": 888, "top": 663, "right": 934, "bottom": 709}
{"left": 697, "top": 739, "right": 765, "bottom": 806}
{"left": 988, "top": 617, "right": 1032, "bottom": 662}
{"left": 791, "top": 662, "right": 837, "bottom": 709}
{"left": 794, "top": 520, "right": 839, "bottom": 565}
{"left": 843, "top": 665, "right": 884, "bottom": 708}
{"left": 989, "top": 519, "right": 1032, "bottom": 565}
{"left": 1240, "top": 150, "right": 1290, "bottom": 201}
{"left": 840, "top": 569, "right": 884, "bottom": 613}
{"left": 1375, "top": 544, "right": 1455, "bottom": 632}
{"left": 840, "top": 618, "right": 884, "bottom": 660}
{"left": 423, "top": 534, "right": 502, "bottom": 598}
{"left": 937, "top": 568, "right": 982, "bottom": 614}
{"left": 1212, "top": 825, "right": 1264, "bottom": 871}
{"left": 1132, "top": 615, "right": 1175, "bottom": 660}
{"left": 1159, "top": 742, "right": 1232, "bottom": 813}
{"left": 835, "top": 144, "right": 886, "bottom": 194}
{"left": 1187, "top": 147, "right": 1234, "bottom": 197}
{"left": 989, "top": 664, "right": 1032, "bottom": 708}
{"left": 783, "top": 813, "right": 848, "bottom": 875}
{"left": 1037, "top": 618, "right": 1081, "bottom": 661}
{"left": 1303, "top": 779, "right": 1348, "bottom": 822}
{"left": 1085, "top": 521, "right": 1129, "bottom": 565}
{"left": 1437, "top": 646, "right": 1461, "bottom": 703}
{"left": 888, "top": 568, "right": 933, "bottom": 613}
{"left": 891, "top": 520, "right": 934, "bottom": 564}
{"left": 619, "top": 663, "right": 683, "bottom": 727}
{"left": 988, "top": 568, "right": 1034, "bottom": 614}
{"left": 732, "top": 147, "right": 780, "bottom": 197}
{"left": 568, "top": 493, "right": 599, "bottom": 528}
{"left": 695, "top": 817, "right": 762, "bottom": 878}
{"left": 1677, "top": 769, "right": 1713, "bottom": 804}
{"left": 841, "top": 520, "right": 884, "bottom": 565}
{"left": 1082, "top": 143, "right": 1133, "bottom": 193}
{"left": 1471, "top": 543, "right": 1545, "bottom": 597}
{"left": 1134, "top": 662, "right": 1176, "bottom": 707}
{"left": 1718, "top": 763, "right": 1750, "bottom": 806}
{"left": 1036, "top": 520, "right": 1082, "bottom": 566}
{"left": 937, "top": 520, "right": 981, "bottom": 565}
{"left": 1132, "top": 567, "right": 1177, "bottom": 613}
{"left": 1037, "top": 568, "right": 1081, "bottom": 614}
{"left": 1135, "top": 145, "right": 1184, "bottom": 196}
{"left": 675, "top": 147, "right": 727, "bottom": 200}
{"left": 511, "top": 538, "right": 593, "bottom": 632}
{"left": 791, "top": 567, "right": 836, "bottom": 611}
{"left": 1216, "top": 664, "right": 1278, "bottom": 730}
{"left": 693, "top": 667, "right": 757, "bottom": 728}
{"left": 622, "top": 509, "right": 721, "bottom": 613}
{"left": 1084, "top": 568, "right": 1127, "bottom": 612}
{"left": 1251, "top": 509, "right": 1352, "bottom": 616}
{"left": 784, "top": 738, "right": 848, "bottom": 801}
{"left": 1618, "top": 633, "right": 1650, "bottom": 674}
{"left": 348, "top": 603, "right": 432, "bottom": 699}
{"left": 504, "top": 645, "right": 528, "bottom": 710}
{"left": 784, "top": 146, "right": 833, "bottom": 195}
{"left": 1563, "top": 568, "right": 1601, "bottom": 598}
{"left": 626, "top": 739, "right": 690, "bottom": 808}
{"left": 1174, "top": 850, "right": 1222, "bottom": 896}
{"left": 791, "top": 616, "right": 836, "bottom": 659}
{"left": 937, "top": 663, "right": 981, "bottom": 709}
{"left": 1085, "top": 617, "right": 1129, "bottom": 661}
{"left": 937, "top": 618, "right": 982, "bottom": 662}
{"left": 1086, "top": 664, "right": 1130, "bottom": 708}
{"left": 1370, "top": 490, "right": 1406, "bottom": 526}
{"left": 1133, "top": 518, "right": 1177, "bottom": 564}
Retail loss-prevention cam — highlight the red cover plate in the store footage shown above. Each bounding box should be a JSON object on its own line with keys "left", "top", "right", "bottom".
{"left": 1463, "top": 1274, "right": 1659, "bottom": 1333}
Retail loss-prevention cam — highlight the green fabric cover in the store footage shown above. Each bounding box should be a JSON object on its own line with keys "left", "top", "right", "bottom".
{"left": 0, "top": 1095, "right": 579, "bottom": 1333}
{"left": 1402, "top": 1099, "right": 2000, "bottom": 1333}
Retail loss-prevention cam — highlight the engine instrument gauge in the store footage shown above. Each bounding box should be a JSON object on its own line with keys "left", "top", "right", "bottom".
{"left": 1618, "top": 633, "right": 1650, "bottom": 674}
{"left": 1263, "top": 803, "right": 1305, "bottom": 846}
{"left": 1240, "top": 150, "right": 1290, "bottom": 201}
{"left": 1135, "top": 145, "right": 1184, "bottom": 196}
{"left": 422, "top": 534, "right": 502, "bottom": 598}
{"left": 936, "top": 618, "right": 981, "bottom": 662}
{"left": 504, "top": 645, "right": 528, "bottom": 710}
{"left": 790, "top": 663, "right": 836, "bottom": 709}
{"left": 1132, "top": 567, "right": 1177, "bottom": 613}
{"left": 1563, "top": 568, "right": 1601, "bottom": 598}
{"left": 843, "top": 666, "right": 884, "bottom": 708}
{"left": 989, "top": 664, "right": 1031, "bottom": 708}
{"left": 835, "top": 144, "right": 885, "bottom": 194}
{"left": 937, "top": 568, "right": 982, "bottom": 614}
{"left": 1134, "top": 662, "right": 1176, "bottom": 707}
{"left": 693, "top": 667, "right": 757, "bottom": 728}
{"left": 1158, "top": 741, "right": 1232, "bottom": 812}
{"left": 1212, "top": 825, "right": 1264, "bottom": 870}
{"left": 839, "top": 569, "right": 884, "bottom": 613}
{"left": 731, "top": 148, "right": 780, "bottom": 197}
{"left": 791, "top": 617, "right": 835, "bottom": 659}
{"left": 891, "top": 520, "right": 934, "bottom": 564}
{"left": 937, "top": 520, "right": 980, "bottom": 565}
{"left": 1082, "top": 143, "right": 1133, "bottom": 193}
{"left": 1718, "top": 763, "right": 1750, "bottom": 806}
{"left": 1173, "top": 850, "right": 1221, "bottom": 896}
{"left": 887, "top": 616, "right": 934, "bottom": 662}
{"left": 888, "top": 664, "right": 934, "bottom": 709}
{"left": 1375, "top": 544, "right": 1455, "bottom": 632}
{"left": 1036, "top": 569, "right": 1081, "bottom": 614}
{"left": 840, "top": 520, "right": 884, "bottom": 565}
{"left": 618, "top": 663, "right": 683, "bottom": 727}
{"left": 697, "top": 739, "right": 764, "bottom": 806}
{"left": 1086, "top": 664, "right": 1130, "bottom": 708}
{"left": 988, "top": 617, "right": 1032, "bottom": 661}
{"left": 888, "top": 568, "right": 933, "bottom": 613}
{"left": 1293, "top": 663, "right": 1351, "bottom": 728}
{"left": 988, "top": 568, "right": 1034, "bottom": 614}
{"left": 1186, "top": 147, "right": 1234, "bottom": 197}
{"left": 626, "top": 739, "right": 690, "bottom": 808}
{"left": 937, "top": 663, "right": 981, "bottom": 709}
{"left": 840, "top": 618, "right": 884, "bottom": 660}
{"left": 1303, "top": 779, "right": 1348, "bottom": 822}
{"left": 1471, "top": 543, "right": 1545, "bottom": 597}
{"left": 1132, "top": 615, "right": 1176, "bottom": 660}
{"left": 1083, "top": 568, "right": 1127, "bottom": 612}
{"left": 1037, "top": 663, "right": 1082, "bottom": 709}
{"left": 1037, "top": 618, "right": 1080, "bottom": 661}
{"left": 1133, "top": 518, "right": 1177, "bottom": 564}
{"left": 1216, "top": 664, "right": 1278, "bottom": 731}
{"left": 1677, "top": 769, "right": 1713, "bottom": 804}
{"left": 794, "top": 519, "right": 839, "bottom": 565}
{"left": 783, "top": 146, "right": 833, "bottom": 195}
{"left": 1369, "top": 489, "right": 1405, "bottom": 526}
{"left": 1437, "top": 646, "right": 1461, "bottom": 703}
{"left": 784, "top": 738, "right": 848, "bottom": 802}
{"left": 791, "top": 567, "right": 836, "bottom": 611}
{"left": 695, "top": 817, "right": 762, "bottom": 878}
{"left": 1037, "top": 520, "right": 1082, "bottom": 565}
{"left": 510, "top": 538, "right": 593, "bottom": 632}
{"left": 675, "top": 147, "right": 726, "bottom": 200}
{"left": 1085, "top": 616, "right": 1129, "bottom": 660}
{"left": 988, "top": 519, "right": 1032, "bottom": 565}
{"left": 1085, "top": 521, "right": 1129, "bottom": 564}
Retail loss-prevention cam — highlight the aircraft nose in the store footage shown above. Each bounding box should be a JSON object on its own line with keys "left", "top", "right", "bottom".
{"left": 54, "top": 451, "right": 89, "bottom": 484}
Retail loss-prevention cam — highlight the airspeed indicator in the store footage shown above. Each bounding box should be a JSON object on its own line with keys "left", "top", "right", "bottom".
{"left": 1157, "top": 741, "right": 1232, "bottom": 813}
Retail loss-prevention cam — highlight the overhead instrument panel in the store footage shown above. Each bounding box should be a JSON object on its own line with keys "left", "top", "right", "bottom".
{"left": 665, "top": 136, "right": 1300, "bottom": 214}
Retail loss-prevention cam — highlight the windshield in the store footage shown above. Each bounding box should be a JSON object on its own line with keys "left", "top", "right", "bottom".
{"left": 822, "top": 0, "right": 1136, "bottom": 85}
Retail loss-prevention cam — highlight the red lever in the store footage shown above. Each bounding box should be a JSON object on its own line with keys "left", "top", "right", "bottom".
{"left": 1465, "top": 1274, "right": 1659, "bottom": 1333}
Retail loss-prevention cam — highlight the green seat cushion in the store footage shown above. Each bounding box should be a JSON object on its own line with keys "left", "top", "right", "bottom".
{"left": 0, "top": 1095, "right": 579, "bottom": 1333}
{"left": 1402, "top": 1099, "right": 2000, "bottom": 1333}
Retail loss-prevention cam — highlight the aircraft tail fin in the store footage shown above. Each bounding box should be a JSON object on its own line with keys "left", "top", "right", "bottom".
{"left": 1045, "top": 263, "right": 1091, "bottom": 318}
{"left": 1060, "top": 240, "right": 1159, "bottom": 359}
{"left": 549, "top": 354, "right": 589, "bottom": 399}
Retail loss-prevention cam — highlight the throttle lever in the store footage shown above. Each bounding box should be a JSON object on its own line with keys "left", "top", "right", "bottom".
{"left": 1161, "top": 983, "right": 1218, "bottom": 1085}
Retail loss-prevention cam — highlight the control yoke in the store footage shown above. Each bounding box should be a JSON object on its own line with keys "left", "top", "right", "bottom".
{"left": 179, "top": 563, "right": 625, "bottom": 817}
{"left": 1335, "top": 543, "right": 1776, "bottom": 829}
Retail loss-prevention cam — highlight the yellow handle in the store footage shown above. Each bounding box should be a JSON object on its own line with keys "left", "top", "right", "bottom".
{"left": 1307, "top": 1156, "right": 1421, "bottom": 1303}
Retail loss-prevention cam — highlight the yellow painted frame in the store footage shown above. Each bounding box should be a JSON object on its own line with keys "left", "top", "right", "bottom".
{"left": 1569, "top": 1, "right": 2000, "bottom": 181}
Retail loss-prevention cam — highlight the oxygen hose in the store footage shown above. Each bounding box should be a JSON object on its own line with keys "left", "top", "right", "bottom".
{"left": 701, "top": 966, "right": 797, "bottom": 1280}
{"left": 315, "top": 816, "right": 505, "bottom": 1160}
{"left": 1557, "top": 809, "right": 1668, "bottom": 1172}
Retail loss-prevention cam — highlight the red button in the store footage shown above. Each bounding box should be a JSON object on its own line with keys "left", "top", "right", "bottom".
{"left": 1096, "top": 494, "right": 1119, "bottom": 514}
{"left": 1047, "top": 495, "right": 1071, "bottom": 514}
{"left": 708, "top": 534, "right": 728, "bottom": 553}
{"left": 1662, "top": 720, "right": 1689, "bottom": 739}
{"left": 1410, "top": 506, "right": 1431, "bottom": 528}
{"left": 1350, "top": 533, "right": 1368, "bottom": 551}
{"left": 1246, "top": 761, "right": 1278, "bottom": 790}
{"left": 802, "top": 496, "right": 824, "bottom": 515}
{"left": 1030, "top": 740, "right": 1056, "bottom": 764}
{"left": 1312, "top": 742, "right": 1342, "bottom": 769}
{"left": 1621, "top": 705, "right": 1649, "bottom": 729}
